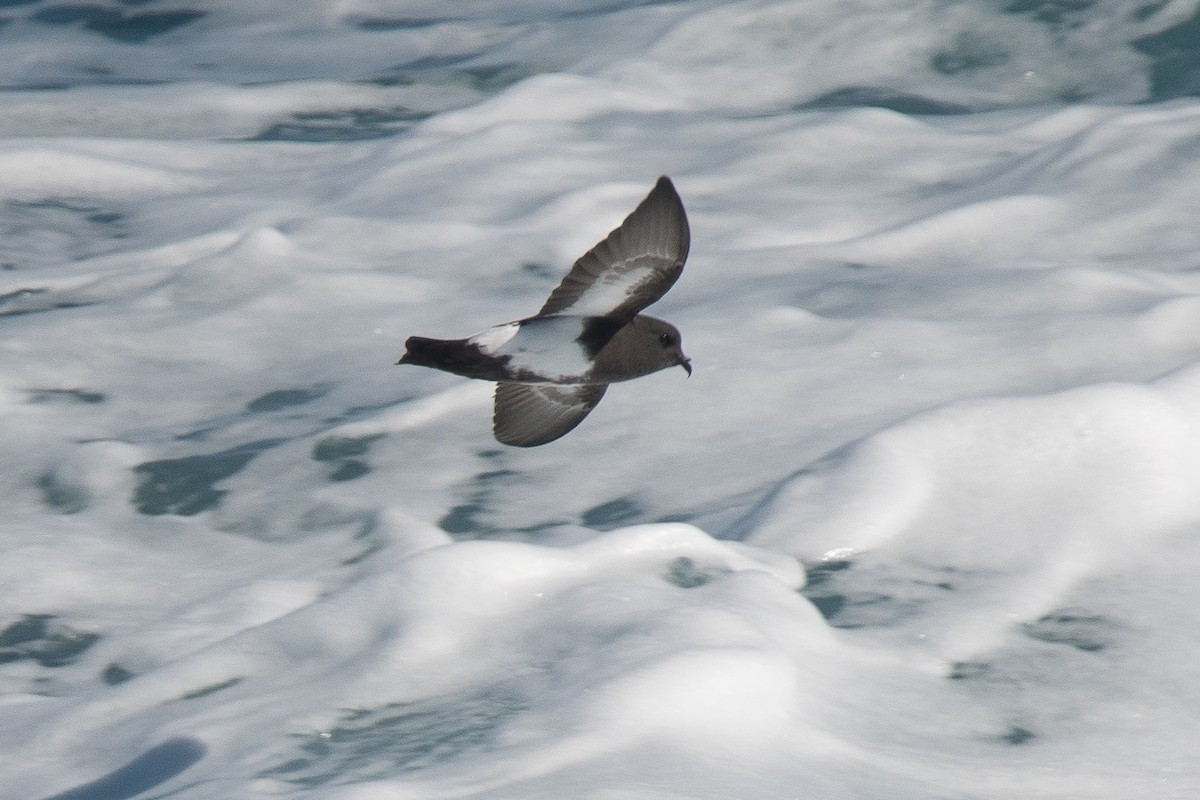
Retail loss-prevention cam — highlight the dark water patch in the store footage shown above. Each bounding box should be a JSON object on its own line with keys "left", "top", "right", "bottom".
{"left": 312, "top": 434, "right": 381, "bottom": 461}
{"left": 580, "top": 496, "right": 643, "bottom": 530}
{"left": 8, "top": 81, "right": 75, "bottom": 91}
{"left": 329, "top": 460, "right": 370, "bottom": 482}
{"left": 14, "top": 196, "right": 123, "bottom": 219}
{"left": 798, "top": 559, "right": 946, "bottom": 629}
{"left": 999, "top": 724, "right": 1036, "bottom": 745}
{"left": 250, "top": 108, "right": 429, "bottom": 143}
{"left": 246, "top": 386, "right": 327, "bottom": 413}
{"left": 132, "top": 439, "right": 282, "bottom": 516}
{"left": 371, "top": 63, "right": 530, "bottom": 93}
{"left": 559, "top": 0, "right": 685, "bottom": 18}
{"left": 806, "top": 593, "right": 847, "bottom": 620}
{"left": 803, "top": 558, "right": 853, "bottom": 587}
{"left": 174, "top": 425, "right": 215, "bottom": 442}
{"left": 446, "top": 64, "right": 529, "bottom": 92}
{"left": 1131, "top": 0, "right": 1170, "bottom": 22}
{"left": 340, "top": 540, "right": 384, "bottom": 566}
{"left": 29, "top": 387, "right": 107, "bottom": 404}
{"left": 439, "top": 500, "right": 488, "bottom": 536}
{"left": 36, "top": 471, "right": 89, "bottom": 514}
{"left": 261, "top": 692, "right": 526, "bottom": 788}
{"left": 664, "top": 556, "right": 724, "bottom": 589}
{"left": 798, "top": 87, "right": 972, "bottom": 116}
{"left": 101, "top": 663, "right": 135, "bottom": 685}
{"left": 947, "top": 661, "right": 991, "bottom": 680}
{"left": 1023, "top": 608, "right": 1113, "bottom": 652}
{"left": 799, "top": 559, "right": 855, "bottom": 622}
{"left": 351, "top": 0, "right": 668, "bottom": 32}
{"left": 930, "top": 35, "right": 1010, "bottom": 75}
{"left": 0, "top": 614, "right": 98, "bottom": 668}
{"left": 511, "top": 520, "right": 572, "bottom": 539}
{"left": 0, "top": 287, "right": 90, "bottom": 317}
{"left": 312, "top": 433, "right": 383, "bottom": 483}
{"left": 520, "top": 261, "right": 556, "bottom": 280}
{"left": 347, "top": 15, "right": 450, "bottom": 31}
{"left": 1003, "top": 0, "right": 1095, "bottom": 29}
{"left": 40, "top": 737, "right": 206, "bottom": 800}
{"left": 2, "top": 77, "right": 169, "bottom": 91}
{"left": 917, "top": 576, "right": 956, "bottom": 591}
{"left": 31, "top": 4, "right": 205, "bottom": 43}
{"left": 1, "top": 197, "right": 129, "bottom": 270}
{"left": 434, "top": 452, "right": 575, "bottom": 541}
{"left": 1133, "top": 5, "right": 1200, "bottom": 101}
{"left": 178, "top": 676, "right": 241, "bottom": 700}
{"left": 439, "top": 466, "right": 517, "bottom": 538}
{"left": 401, "top": 53, "right": 478, "bottom": 72}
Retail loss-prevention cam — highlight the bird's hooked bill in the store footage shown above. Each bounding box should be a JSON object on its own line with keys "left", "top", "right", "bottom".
{"left": 680, "top": 358, "right": 692, "bottom": 377}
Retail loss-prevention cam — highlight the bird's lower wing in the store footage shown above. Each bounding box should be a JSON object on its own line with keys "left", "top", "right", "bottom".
{"left": 493, "top": 382, "right": 607, "bottom": 447}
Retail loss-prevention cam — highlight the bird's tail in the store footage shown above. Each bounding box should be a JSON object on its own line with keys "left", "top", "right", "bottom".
{"left": 397, "top": 334, "right": 509, "bottom": 381}
{"left": 396, "top": 336, "right": 456, "bottom": 367}
{"left": 397, "top": 334, "right": 502, "bottom": 377}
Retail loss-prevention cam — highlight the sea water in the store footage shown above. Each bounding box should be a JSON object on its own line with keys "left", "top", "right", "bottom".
{"left": 3, "top": 1, "right": 1200, "bottom": 798}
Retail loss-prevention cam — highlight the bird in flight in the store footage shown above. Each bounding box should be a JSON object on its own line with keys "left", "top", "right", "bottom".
{"left": 397, "top": 176, "right": 691, "bottom": 446}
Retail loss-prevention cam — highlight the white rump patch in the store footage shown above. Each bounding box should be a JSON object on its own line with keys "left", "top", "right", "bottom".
{"left": 468, "top": 322, "right": 520, "bottom": 354}
{"left": 472, "top": 317, "right": 596, "bottom": 382}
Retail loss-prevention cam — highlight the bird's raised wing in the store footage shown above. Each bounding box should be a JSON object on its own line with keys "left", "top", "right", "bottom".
{"left": 493, "top": 382, "right": 607, "bottom": 446}
{"left": 537, "top": 176, "right": 689, "bottom": 320}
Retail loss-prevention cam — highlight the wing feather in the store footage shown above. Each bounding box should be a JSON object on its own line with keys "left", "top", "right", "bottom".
{"left": 538, "top": 176, "right": 689, "bottom": 319}
{"left": 493, "top": 382, "right": 607, "bottom": 446}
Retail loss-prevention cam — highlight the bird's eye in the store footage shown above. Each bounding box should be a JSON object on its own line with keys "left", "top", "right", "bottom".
{"left": 658, "top": 333, "right": 673, "bottom": 347}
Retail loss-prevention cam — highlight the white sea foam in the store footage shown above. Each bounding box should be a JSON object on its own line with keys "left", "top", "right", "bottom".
{"left": 3, "top": 1, "right": 1200, "bottom": 798}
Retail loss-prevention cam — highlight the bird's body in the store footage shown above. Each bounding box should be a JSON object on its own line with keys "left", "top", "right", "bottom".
{"left": 402, "top": 314, "right": 685, "bottom": 385}
{"left": 397, "top": 176, "right": 691, "bottom": 446}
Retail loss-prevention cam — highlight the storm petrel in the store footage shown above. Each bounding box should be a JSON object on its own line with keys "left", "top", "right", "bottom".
{"left": 397, "top": 176, "right": 691, "bottom": 447}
